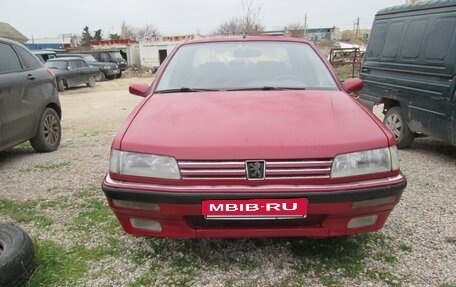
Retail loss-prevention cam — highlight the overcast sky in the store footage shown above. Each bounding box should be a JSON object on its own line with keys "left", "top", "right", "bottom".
{"left": 3, "top": 0, "right": 405, "bottom": 39}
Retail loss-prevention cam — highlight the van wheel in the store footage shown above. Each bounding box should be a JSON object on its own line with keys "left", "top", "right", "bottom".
{"left": 116, "top": 70, "right": 122, "bottom": 78}
{"left": 0, "top": 224, "right": 36, "bottom": 287}
{"left": 384, "top": 107, "right": 415, "bottom": 149}
{"left": 57, "top": 79, "right": 65, "bottom": 92}
{"left": 87, "top": 76, "right": 96, "bottom": 87}
{"left": 30, "top": 108, "right": 61, "bottom": 152}
{"left": 106, "top": 74, "right": 116, "bottom": 80}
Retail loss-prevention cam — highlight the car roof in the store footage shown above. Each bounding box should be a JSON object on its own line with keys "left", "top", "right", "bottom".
{"left": 31, "top": 50, "right": 57, "bottom": 55}
{"left": 0, "top": 36, "right": 22, "bottom": 45}
{"left": 180, "top": 35, "right": 312, "bottom": 45}
{"left": 47, "top": 57, "right": 85, "bottom": 61}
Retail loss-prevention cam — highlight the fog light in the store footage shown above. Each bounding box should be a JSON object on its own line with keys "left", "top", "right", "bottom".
{"left": 112, "top": 199, "right": 159, "bottom": 211}
{"left": 130, "top": 218, "right": 162, "bottom": 232}
{"left": 347, "top": 215, "right": 378, "bottom": 229}
{"left": 352, "top": 196, "right": 397, "bottom": 209}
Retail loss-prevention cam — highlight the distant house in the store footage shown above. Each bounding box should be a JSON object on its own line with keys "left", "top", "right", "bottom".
{"left": 0, "top": 22, "right": 28, "bottom": 43}
{"left": 306, "top": 27, "right": 341, "bottom": 41}
{"left": 25, "top": 34, "right": 81, "bottom": 50}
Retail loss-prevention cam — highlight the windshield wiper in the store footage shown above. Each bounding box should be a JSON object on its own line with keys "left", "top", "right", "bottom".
{"left": 227, "top": 86, "right": 306, "bottom": 91}
{"left": 155, "top": 87, "right": 219, "bottom": 94}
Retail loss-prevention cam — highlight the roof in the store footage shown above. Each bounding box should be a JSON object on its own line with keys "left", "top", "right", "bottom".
{"left": 0, "top": 22, "right": 28, "bottom": 43}
{"left": 179, "top": 35, "right": 311, "bottom": 45}
{"left": 47, "top": 57, "right": 84, "bottom": 61}
{"left": 377, "top": 0, "right": 456, "bottom": 15}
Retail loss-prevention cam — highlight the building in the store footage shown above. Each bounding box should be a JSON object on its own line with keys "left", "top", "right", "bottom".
{"left": 0, "top": 22, "right": 28, "bottom": 43}
{"left": 139, "top": 34, "right": 199, "bottom": 68}
{"left": 306, "top": 27, "right": 342, "bottom": 41}
{"left": 26, "top": 34, "right": 81, "bottom": 50}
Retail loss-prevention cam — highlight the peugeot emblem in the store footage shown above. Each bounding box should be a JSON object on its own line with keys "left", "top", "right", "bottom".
{"left": 245, "top": 160, "right": 266, "bottom": 180}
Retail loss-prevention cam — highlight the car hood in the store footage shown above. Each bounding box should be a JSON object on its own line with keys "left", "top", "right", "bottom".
{"left": 121, "top": 90, "right": 389, "bottom": 160}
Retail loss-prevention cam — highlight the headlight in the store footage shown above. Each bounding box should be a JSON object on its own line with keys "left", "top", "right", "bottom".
{"left": 331, "top": 146, "right": 399, "bottom": 178}
{"left": 109, "top": 149, "right": 180, "bottom": 179}
{"left": 104, "top": 65, "right": 112, "bottom": 69}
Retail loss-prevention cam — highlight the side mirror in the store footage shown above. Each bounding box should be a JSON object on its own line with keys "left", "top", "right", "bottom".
{"left": 342, "top": 77, "right": 364, "bottom": 93}
{"left": 151, "top": 66, "right": 159, "bottom": 74}
{"left": 129, "top": 83, "right": 150, "bottom": 97}
{"left": 67, "top": 66, "right": 72, "bottom": 71}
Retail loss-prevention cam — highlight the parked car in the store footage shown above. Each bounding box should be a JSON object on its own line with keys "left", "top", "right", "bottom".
{"left": 31, "top": 50, "right": 57, "bottom": 63}
{"left": 86, "top": 50, "right": 127, "bottom": 78}
{"left": 57, "top": 53, "right": 120, "bottom": 80}
{"left": 102, "top": 36, "right": 407, "bottom": 239}
{"left": 45, "top": 57, "right": 99, "bottom": 92}
{"left": 0, "top": 37, "right": 62, "bottom": 152}
{"left": 359, "top": 0, "right": 456, "bottom": 148}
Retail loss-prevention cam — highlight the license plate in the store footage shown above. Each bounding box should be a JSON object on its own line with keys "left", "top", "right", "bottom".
{"left": 202, "top": 198, "right": 308, "bottom": 219}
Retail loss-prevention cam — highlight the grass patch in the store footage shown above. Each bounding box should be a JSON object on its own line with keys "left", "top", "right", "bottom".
{"left": 399, "top": 243, "right": 412, "bottom": 253}
{"left": 72, "top": 198, "right": 118, "bottom": 234}
{"left": 27, "top": 240, "right": 87, "bottom": 287}
{"left": 32, "top": 161, "right": 71, "bottom": 171}
{"left": 0, "top": 200, "right": 53, "bottom": 228}
{"left": 290, "top": 233, "right": 398, "bottom": 286}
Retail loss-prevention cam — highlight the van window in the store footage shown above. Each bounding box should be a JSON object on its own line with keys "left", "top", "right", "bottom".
{"left": 383, "top": 21, "right": 405, "bottom": 59}
{"left": 401, "top": 19, "right": 428, "bottom": 60}
{"left": 424, "top": 17, "right": 456, "bottom": 61}
{"left": 366, "top": 23, "right": 387, "bottom": 59}
{"left": 16, "top": 46, "right": 42, "bottom": 69}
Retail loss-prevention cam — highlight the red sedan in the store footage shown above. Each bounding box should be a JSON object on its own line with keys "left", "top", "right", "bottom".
{"left": 102, "top": 36, "right": 406, "bottom": 238}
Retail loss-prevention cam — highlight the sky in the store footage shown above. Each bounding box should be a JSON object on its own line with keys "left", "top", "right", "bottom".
{"left": 3, "top": 0, "right": 406, "bottom": 39}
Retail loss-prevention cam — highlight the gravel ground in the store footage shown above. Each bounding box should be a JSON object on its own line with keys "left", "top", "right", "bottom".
{"left": 0, "top": 78, "right": 455, "bottom": 287}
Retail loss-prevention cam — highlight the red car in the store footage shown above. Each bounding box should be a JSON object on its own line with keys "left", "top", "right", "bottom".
{"left": 102, "top": 36, "right": 406, "bottom": 238}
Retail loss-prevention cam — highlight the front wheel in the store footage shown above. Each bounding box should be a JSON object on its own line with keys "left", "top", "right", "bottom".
{"left": 87, "top": 76, "right": 96, "bottom": 87}
{"left": 30, "top": 108, "right": 61, "bottom": 152}
{"left": 115, "top": 70, "right": 122, "bottom": 78}
{"left": 384, "top": 106, "right": 415, "bottom": 149}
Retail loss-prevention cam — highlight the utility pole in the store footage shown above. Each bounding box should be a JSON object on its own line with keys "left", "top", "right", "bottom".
{"left": 354, "top": 17, "right": 360, "bottom": 39}
{"left": 304, "top": 13, "right": 308, "bottom": 38}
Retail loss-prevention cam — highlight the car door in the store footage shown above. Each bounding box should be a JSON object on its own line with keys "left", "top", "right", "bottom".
{"left": 0, "top": 42, "right": 42, "bottom": 149}
{"left": 66, "top": 60, "right": 81, "bottom": 86}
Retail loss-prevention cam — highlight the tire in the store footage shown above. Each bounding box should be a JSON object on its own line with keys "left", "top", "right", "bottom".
{"left": 0, "top": 224, "right": 35, "bottom": 287}
{"left": 86, "top": 76, "right": 96, "bottom": 87}
{"left": 106, "top": 74, "right": 116, "bottom": 80}
{"left": 57, "top": 79, "right": 65, "bottom": 92}
{"left": 30, "top": 108, "right": 61, "bottom": 152}
{"left": 384, "top": 106, "right": 415, "bottom": 149}
{"left": 115, "top": 70, "right": 122, "bottom": 78}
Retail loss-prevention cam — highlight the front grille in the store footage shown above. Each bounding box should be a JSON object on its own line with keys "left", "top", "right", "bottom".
{"left": 178, "top": 159, "right": 333, "bottom": 180}
{"left": 186, "top": 215, "right": 325, "bottom": 229}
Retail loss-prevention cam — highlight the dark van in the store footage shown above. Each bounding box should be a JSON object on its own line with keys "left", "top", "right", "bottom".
{"left": 359, "top": 0, "right": 456, "bottom": 148}
{"left": 86, "top": 50, "right": 127, "bottom": 78}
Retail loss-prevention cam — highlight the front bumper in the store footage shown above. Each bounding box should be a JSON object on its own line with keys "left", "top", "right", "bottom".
{"left": 102, "top": 68, "right": 120, "bottom": 76}
{"left": 102, "top": 174, "right": 406, "bottom": 238}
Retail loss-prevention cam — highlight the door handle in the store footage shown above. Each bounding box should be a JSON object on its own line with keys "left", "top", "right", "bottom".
{"left": 27, "top": 74, "right": 36, "bottom": 80}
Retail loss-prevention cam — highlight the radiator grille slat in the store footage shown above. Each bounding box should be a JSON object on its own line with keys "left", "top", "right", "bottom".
{"left": 178, "top": 159, "right": 333, "bottom": 180}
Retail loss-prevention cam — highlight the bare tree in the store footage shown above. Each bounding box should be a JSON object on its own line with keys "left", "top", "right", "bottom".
{"left": 94, "top": 29, "right": 103, "bottom": 41}
{"left": 121, "top": 21, "right": 159, "bottom": 41}
{"left": 215, "top": 0, "right": 264, "bottom": 35}
{"left": 286, "top": 23, "right": 305, "bottom": 38}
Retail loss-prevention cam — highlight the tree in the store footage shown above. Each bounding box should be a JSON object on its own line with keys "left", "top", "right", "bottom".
{"left": 286, "top": 23, "right": 305, "bottom": 38}
{"left": 94, "top": 29, "right": 102, "bottom": 41}
{"left": 109, "top": 33, "right": 121, "bottom": 40}
{"left": 121, "top": 21, "right": 159, "bottom": 41}
{"left": 215, "top": 0, "right": 264, "bottom": 35}
{"left": 81, "top": 26, "right": 93, "bottom": 47}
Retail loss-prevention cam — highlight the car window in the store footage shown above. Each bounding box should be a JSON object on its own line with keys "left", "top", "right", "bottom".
{"left": 0, "top": 43, "right": 23, "bottom": 73}
{"left": 100, "top": 53, "right": 109, "bottom": 61}
{"left": 73, "top": 60, "right": 84, "bottom": 68}
{"left": 156, "top": 41, "right": 338, "bottom": 91}
{"left": 45, "top": 61, "right": 67, "bottom": 70}
{"left": 83, "top": 55, "right": 97, "bottom": 62}
{"left": 15, "top": 46, "right": 42, "bottom": 70}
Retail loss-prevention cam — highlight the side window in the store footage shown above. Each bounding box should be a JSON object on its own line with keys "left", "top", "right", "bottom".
{"left": 0, "top": 43, "right": 23, "bottom": 73}
{"left": 424, "top": 17, "right": 456, "bottom": 61}
{"left": 382, "top": 21, "right": 405, "bottom": 59}
{"left": 69, "top": 60, "right": 78, "bottom": 69}
{"left": 81, "top": 60, "right": 89, "bottom": 67}
{"left": 366, "top": 23, "right": 387, "bottom": 59}
{"left": 100, "top": 53, "right": 109, "bottom": 61}
{"left": 74, "top": 60, "right": 84, "bottom": 68}
{"left": 15, "top": 46, "right": 42, "bottom": 69}
{"left": 401, "top": 19, "right": 428, "bottom": 60}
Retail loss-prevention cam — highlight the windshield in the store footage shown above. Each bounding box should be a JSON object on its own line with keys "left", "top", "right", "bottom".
{"left": 109, "top": 52, "right": 124, "bottom": 60}
{"left": 82, "top": 55, "right": 97, "bottom": 62}
{"left": 45, "top": 61, "right": 67, "bottom": 70}
{"left": 156, "top": 41, "right": 338, "bottom": 92}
